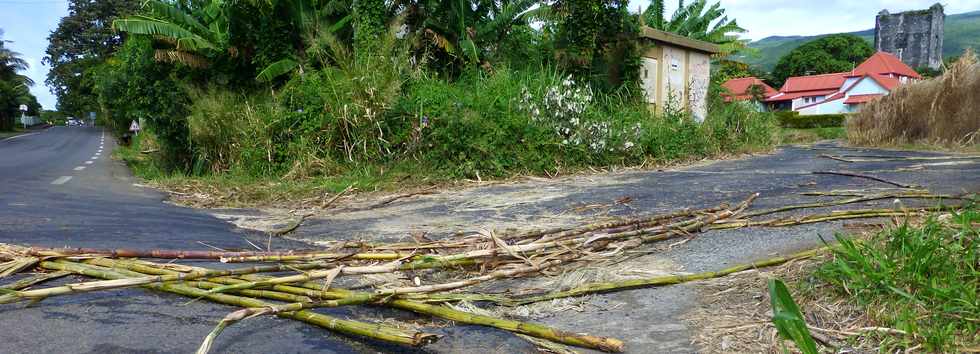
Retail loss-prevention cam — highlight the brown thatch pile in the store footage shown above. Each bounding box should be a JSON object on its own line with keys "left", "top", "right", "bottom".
{"left": 848, "top": 50, "right": 980, "bottom": 148}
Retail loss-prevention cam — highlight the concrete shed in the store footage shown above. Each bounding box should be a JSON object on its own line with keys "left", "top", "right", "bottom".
{"left": 638, "top": 27, "right": 720, "bottom": 122}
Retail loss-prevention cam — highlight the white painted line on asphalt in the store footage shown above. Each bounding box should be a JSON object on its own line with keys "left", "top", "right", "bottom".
{"left": 0, "top": 132, "right": 39, "bottom": 142}
{"left": 91, "top": 156, "right": 99, "bottom": 160}
{"left": 51, "top": 176, "right": 73, "bottom": 185}
{"left": 74, "top": 166, "right": 86, "bottom": 171}
{"left": 95, "top": 153, "right": 101, "bottom": 156}
{"left": 85, "top": 160, "right": 94, "bottom": 164}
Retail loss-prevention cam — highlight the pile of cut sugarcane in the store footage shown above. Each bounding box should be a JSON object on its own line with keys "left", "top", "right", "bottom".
{"left": 0, "top": 189, "right": 970, "bottom": 353}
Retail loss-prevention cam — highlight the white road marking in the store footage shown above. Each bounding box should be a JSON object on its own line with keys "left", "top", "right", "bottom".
{"left": 51, "top": 176, "right": 73, "bottom": 185}
{"left": 0, "top": 132, "right": 39, "bottom": 142}
{"left": 95, "top": 153, "right": 101, "bottom": 156}
{"left": 74, "top": 166, "right": 86, "bottom": 171}
{"left": 91, "top": 156, "right": 99, "bottom": 160}
{"left": 85, "top": 160, "right": 94, "bottom": 164}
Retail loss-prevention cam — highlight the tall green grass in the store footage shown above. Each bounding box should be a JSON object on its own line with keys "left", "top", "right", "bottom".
{"left": 122, "top": 59, "right": 777, "bottom": 205}
{"left": 818, "top": 204, "right": 979, "bottom": 351}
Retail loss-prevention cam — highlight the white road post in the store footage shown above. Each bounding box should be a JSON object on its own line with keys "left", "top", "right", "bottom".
{"left": 19, "top": 104, "right": 27, "bottom": 129}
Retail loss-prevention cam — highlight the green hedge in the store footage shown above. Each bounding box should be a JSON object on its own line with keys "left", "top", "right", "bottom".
{"left": 774, "top": 111, "right": 847, "bottom": 129}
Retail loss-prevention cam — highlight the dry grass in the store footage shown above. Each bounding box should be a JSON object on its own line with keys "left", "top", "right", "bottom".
{"left": 849, "top": 50, "right": 980, "bottom": 148}
{"left": 683, "top": 253, "right": 892, "bottom": 353}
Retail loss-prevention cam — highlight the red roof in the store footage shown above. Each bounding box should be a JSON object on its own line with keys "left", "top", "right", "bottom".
{"left": 844, "top": 94, "right": 884, "bottom": 104}
{"left": 780, "top": 72, "right": 847, "bottom": 93}
{"left": 867, "top": 74, "right": 901, "bottom": 90}
{"left": 847, "top": 52, "right": 921, "bottom": 79}
{"left": 721, "top": 77, "right": 778, "bottom": 102}
{"left": 765, "top": 89, "right": 839, "bottom": 102}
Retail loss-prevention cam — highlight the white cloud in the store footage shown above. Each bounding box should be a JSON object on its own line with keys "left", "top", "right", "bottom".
{"left": 629, "top": 1, "right": 978, "bottom": 40}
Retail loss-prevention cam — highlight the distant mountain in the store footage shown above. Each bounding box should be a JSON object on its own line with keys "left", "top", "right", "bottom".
{"left": 740, "top": 10, "right": 980, "bottom": 71}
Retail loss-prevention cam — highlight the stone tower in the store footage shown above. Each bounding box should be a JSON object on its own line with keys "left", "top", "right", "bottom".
{"left": 874, "top": 3, "right": 944, "bottom": 70}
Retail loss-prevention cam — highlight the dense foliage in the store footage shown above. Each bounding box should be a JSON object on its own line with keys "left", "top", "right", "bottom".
{"left": 771, "top": 34, "right": 873, "bottom": 87}
{"left": 65, "top": 0, "right": 776, "bottom": 184}
{"left": 43, "top": 0, "right": 140, "bottom": 117}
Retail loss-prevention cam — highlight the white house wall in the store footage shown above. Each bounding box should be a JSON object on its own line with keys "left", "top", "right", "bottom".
{"left": 846, "top": 78, "right": 888, "bottom": 95}
{"left": 798, "top": 98, "right": 847, "bottom": 115}
{"left": 662, "top": 45, "right": 687, "bottom": 113}
{"left": 687, "top": 52, "right": 710, "bottom": 122}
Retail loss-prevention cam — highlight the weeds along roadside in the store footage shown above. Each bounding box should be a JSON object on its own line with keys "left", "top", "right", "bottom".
{"left": 687, "top": 202, "right": 979, "bottom": 353}
{"left": 114, "top": 65, "right": 777, "bottom": 207}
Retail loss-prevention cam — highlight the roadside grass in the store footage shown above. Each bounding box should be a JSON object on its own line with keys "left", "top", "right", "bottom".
{"left": 778, "top": 127, "right": 846, "bottom": 145}
{"left": 115, "top": 132, "right": 431, "bottom": 207}
{"left": 112, "top": 68, "right": 777, "bottom": 208}
{"left": 687, "top": 203, "right": 979, "bottom": 353}
{"left": 815, "top": 203, "right": 979, "bottom": 352}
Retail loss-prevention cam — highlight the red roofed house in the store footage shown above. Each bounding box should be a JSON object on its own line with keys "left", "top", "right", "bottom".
{"left": 720, "top": 77, "right": 778, "bottom": 110}
{"left": 721, "top": 77, "right": 778, "bottom": 102}
{"left": 765, "top": 51, "right": 920, "bottom": 115}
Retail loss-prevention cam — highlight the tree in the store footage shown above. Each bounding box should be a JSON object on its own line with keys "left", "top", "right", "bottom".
{"left": 1, "top": 29, "right": 39, "bottom": 130}
{"left": 642, "top": 0, "right": 748, "bottom": 56}
{"left": 397, "top": 0, "right": 541, "bottom": 73}
{"left": 555, "top": 0, "right": 639, "bottom": 88}
{"left": 771, "top": 34, "right": 873, "bottom": 88}
{"left": 44, "top": 0, "right": 140, "bottom": 117}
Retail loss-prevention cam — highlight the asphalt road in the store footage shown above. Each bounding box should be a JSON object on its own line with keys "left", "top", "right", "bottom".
{"left": 1, "top": 127, "right": 977, "bottom": 353}
{"left": 0, "top": 127, "right": 437, "bottom": 354}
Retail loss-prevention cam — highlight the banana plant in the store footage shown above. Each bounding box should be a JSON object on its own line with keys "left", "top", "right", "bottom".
{"left": 397, "top": 0, "right": 540, "bottom": 68}
{"left": 112, "top": 0, "right": 229, "bottom": 68}
{"left": 642, "top": 0, "right": 749, "bottom": 57}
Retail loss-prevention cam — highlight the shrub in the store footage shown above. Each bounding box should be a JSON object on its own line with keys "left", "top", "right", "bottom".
{"left": 817, "top": 205, "right": 979, "bottom": 351}
{"left": 775, "top": 111, "right": 846, "bottom": 129}
{"left": 848, "top": 50, "right": 980, "bottom": 147}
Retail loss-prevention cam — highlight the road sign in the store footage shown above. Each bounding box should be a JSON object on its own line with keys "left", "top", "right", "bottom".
{"left": 19, "top": 104, "right": 27, "bottom": 112}
{"left": 129, "top": 120, "right": 141, "bottom": 133}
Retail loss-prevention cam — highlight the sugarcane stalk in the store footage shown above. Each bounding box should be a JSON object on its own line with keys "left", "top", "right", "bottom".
{"left": 86, "top": 258, "right": 358, "bottom": 302}
{"left": 710, "top": 205, "right": 961, "bottom": 230}
{"left": 505, "top": 246, "right": 829, "bottom": 306}
{"left": 204, "top": 256, "right": 478, "bottom": 295}
{"left": 0, "top": 259, "right": 343, "bottom": 304}
{"left": 95, "top": 258, "right": 626, "bottom": 353}
{"left": 220, "top": 252, "right": 408, "bottom": 263}
{"left": 196, "top": 297, "right": 375, "bottom": 354}
{"left": 511, "top": 205, "right": 726, "bottom": 244}
{"left": 39, "top": 260, "right": 438, "bottom": 347}
{"left": 375, "top": 259, "right": 564, "bottom": 296}
{"left": 24, "top": 247, "right": 331, "bottom": 260}
{"left": 0, "top": 271, "right": 71, "bottom": 291}
{"left": 391, "top": 300, "right": 625, "bottom": 352}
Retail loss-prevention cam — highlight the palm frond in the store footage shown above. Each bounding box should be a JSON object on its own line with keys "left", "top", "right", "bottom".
{"left": 255, "top": 58, "right": 299, "bottom": 82}
{"left": 143, "top": 0, "right": 215, "bottom": 42}
{"left": 113, "top": 16, "right": 216, "bottom": 51}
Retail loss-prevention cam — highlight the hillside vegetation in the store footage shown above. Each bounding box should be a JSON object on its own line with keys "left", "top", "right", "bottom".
{"left": 741, "top": 10, "right": 980, "bottom": 71}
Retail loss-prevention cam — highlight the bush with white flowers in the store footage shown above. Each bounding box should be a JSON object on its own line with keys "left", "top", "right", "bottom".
{"left": 520, "top": 76, "right": 640, "bottom": 154}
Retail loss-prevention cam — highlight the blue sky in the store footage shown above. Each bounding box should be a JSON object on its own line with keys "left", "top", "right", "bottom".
{"left": 1, "top": 0, "right": 68, "bottom": 110}
{"left": 1, "top": 0, "right": 977, "bottom": 110}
